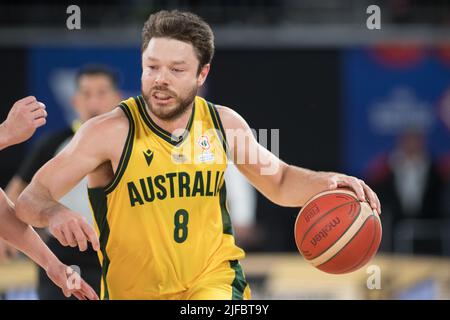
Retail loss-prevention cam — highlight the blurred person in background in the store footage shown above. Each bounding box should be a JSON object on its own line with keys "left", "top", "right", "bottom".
{"left": 2, "top": 65, "right": 121, "bottom": 299}
{"left": 368, "top": 128, "right": 445, "bottom": 254}
{"left": 225, "top": 162, "right": 264, "bottom": 250}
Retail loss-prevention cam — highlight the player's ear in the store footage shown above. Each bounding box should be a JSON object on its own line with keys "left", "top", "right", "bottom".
{"left": 197, "top": 64, "right": 210, "bottom": 86}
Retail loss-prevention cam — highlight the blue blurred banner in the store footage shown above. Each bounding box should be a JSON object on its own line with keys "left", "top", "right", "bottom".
{"left": 342, "top": 46, "right": 450, "bottom": 177}
{"left": 28, "top": 46, "right": 142, "bottom": 138}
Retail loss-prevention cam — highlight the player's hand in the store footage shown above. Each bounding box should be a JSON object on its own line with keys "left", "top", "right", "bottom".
{"left": 46, "top": 260, "right": 99, "bottom": 300}
{"left": 0, "top": 239, "right": 18, "bottom": 263}
{"left": 1, "top": 96, "right": 47, "bottom": 146}
{"left": 48, "top": 210, "right": 100, "bottom": 252}
{"left": 316, "top": 172, "right": 381, "bottom": 215}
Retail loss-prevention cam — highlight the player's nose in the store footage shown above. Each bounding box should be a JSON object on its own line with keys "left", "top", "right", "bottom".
{"left": 154, "top": 68, "right": 169, "bottom": 86}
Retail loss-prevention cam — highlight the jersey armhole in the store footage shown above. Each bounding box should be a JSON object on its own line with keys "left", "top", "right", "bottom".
{"left": 103, "top": 103, "right": 135, "bottom": 194}
{"left": 206, "top": 101, "right": 230, "bottom": 158}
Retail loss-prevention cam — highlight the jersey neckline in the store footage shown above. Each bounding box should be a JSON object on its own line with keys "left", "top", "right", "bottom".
{"left": 135, "top": 95, "right": 195, "bottom": 146}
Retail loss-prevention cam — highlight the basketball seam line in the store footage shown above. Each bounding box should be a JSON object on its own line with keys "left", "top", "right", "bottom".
{"left": 299, "top": 198, "right": 359, "bottom": 248}
{"left": 338, "top": 211, "right": 378, "bottom": 273}
{"left": 301, "top": 201, "right": 361, "bottom": 260}
{"left": 295, "top": 191, "right": 359, "bottom": 247}
{"left": 298, "top": 189, "right": 357, "bottom": 213}
{"left": 316, "top": 211, "right": 373, "bottom": 269}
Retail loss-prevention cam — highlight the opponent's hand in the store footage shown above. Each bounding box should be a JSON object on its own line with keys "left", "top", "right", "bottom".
{"left": 48, "top": 210, "right": 100, "bottom": 252}
{"left": 1, "top": 96, "right": 47, "bottom": 146}
{"left": 314, "top": 172, "right": 381, "bottom": 215}
{"left": 46, "top": 260, "right": 99, "bottom": 300}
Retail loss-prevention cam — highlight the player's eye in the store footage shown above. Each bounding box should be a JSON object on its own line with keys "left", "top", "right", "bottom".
{"left": 172, "top": 68, "right": 184, "bottom": 73}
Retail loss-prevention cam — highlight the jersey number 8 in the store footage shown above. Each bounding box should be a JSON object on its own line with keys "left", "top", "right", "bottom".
{"left": 174, "top": 209, "right": 189, "bottom": 243}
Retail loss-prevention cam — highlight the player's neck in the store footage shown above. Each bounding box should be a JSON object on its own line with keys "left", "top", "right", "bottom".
{"left": 146, "top": 102, "right": 194, "bottom": 135}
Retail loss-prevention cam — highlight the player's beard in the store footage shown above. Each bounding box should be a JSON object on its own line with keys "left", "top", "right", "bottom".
{"left": 142, "top": 84, "right": 197, "bottom": 121}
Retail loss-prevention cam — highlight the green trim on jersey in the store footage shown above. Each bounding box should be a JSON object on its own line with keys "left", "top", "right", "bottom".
{"left": 87, "top": 187, "right": 111, "bottom": 300}
{"left": 219, "top": 182, "right": 234, "bottom": 236}
{"left": 104, "top": 103, "right": 135, "bottom": 194}
{"left": 206, "top": 101, "right": 229, "bottom": 156}
{"left": 136, "top": 95, "right": 195, "bottom": 146}
{"left": 230, "top": 260, "right": 247, "bottom": 300}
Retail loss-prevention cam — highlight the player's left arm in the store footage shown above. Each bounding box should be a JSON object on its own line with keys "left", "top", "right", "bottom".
{"left": 217, "top": 106, "right": 381, "bottom": 214}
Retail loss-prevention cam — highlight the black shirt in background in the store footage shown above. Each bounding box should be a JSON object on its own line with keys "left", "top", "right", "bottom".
{"left": 17, "top": 128, "right": 73, "bottom": 183}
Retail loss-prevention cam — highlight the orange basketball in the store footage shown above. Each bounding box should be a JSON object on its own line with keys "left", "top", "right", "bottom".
{"left": 294, "top": 189, "right": 382, "bottom": 274}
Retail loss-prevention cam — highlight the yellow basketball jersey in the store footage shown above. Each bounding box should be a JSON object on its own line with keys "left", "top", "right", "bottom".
{"left": 88, "top": 95, "right": 246, "bottom": 299}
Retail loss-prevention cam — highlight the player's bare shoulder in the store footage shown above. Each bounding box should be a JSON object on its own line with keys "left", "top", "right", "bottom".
{"left": 215, "top": 105, "right": 249, "bottom": 131}
{"left": 84, "top": 106, "right": 128, "bottom": 136}
{"left": 85, "top": 106, "right": 128, "bottom": 137}
{"left": 70, "top": 105, "right": 130, "bottom": 160}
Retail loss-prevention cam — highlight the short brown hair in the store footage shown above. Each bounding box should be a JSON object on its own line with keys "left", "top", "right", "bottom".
{"left": 76, "top": 64, "right": 119, "bottom": 89}
{"left": 141, "top": 10, "right": 215, "bottom": 72}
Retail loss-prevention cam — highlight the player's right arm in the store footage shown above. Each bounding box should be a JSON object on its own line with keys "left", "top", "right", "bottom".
{"left": 15, "top": 108, "right": 128, "bottom": 251}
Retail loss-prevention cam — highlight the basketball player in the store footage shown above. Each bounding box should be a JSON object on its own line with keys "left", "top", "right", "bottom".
{"left": 15, "top": 11, "right": 381, "bottom": 300}
{"left": 0, "top": 96, "right": 98, "bottom": 300}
